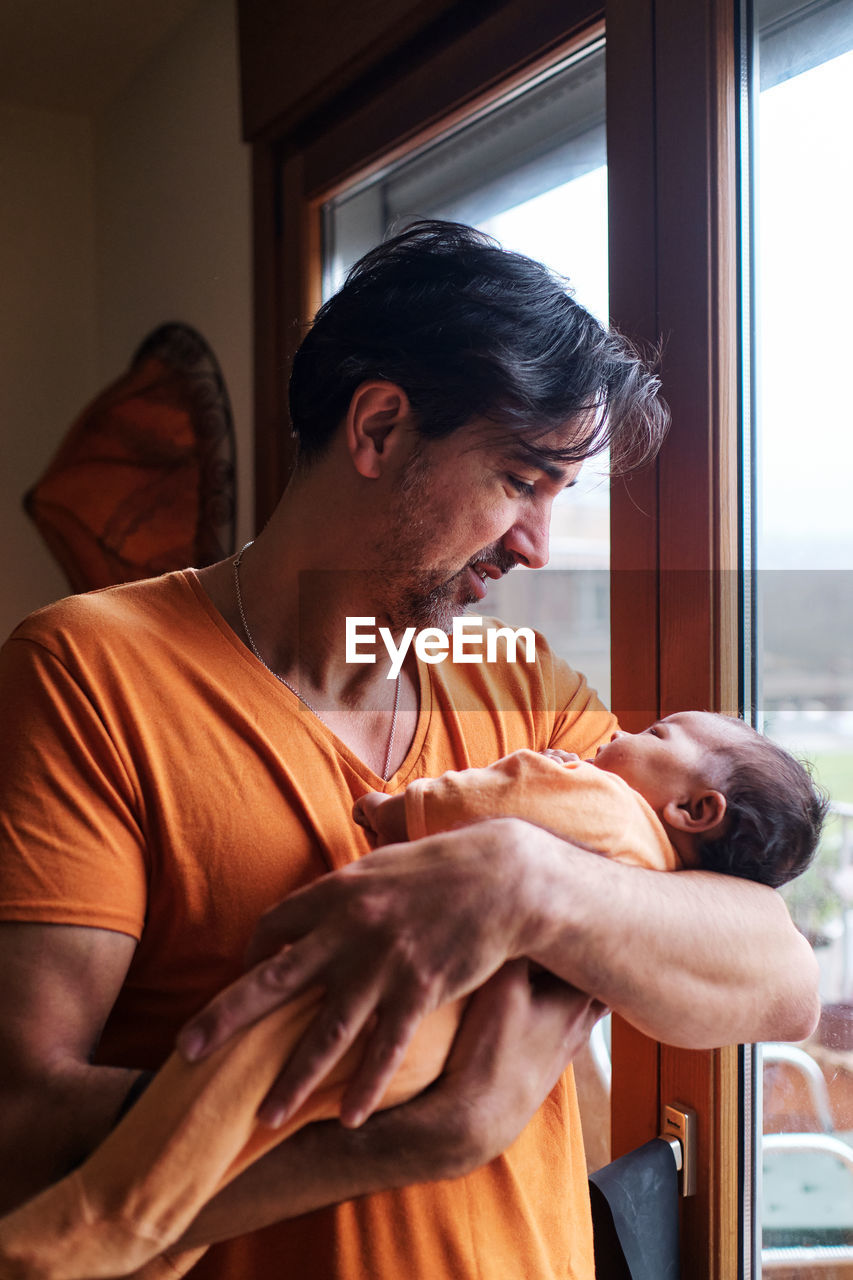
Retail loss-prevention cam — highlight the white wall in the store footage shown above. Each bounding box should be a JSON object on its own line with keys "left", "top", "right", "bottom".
{"left": 0, "top": 0, "right": 252, "bottom": 642}
{"left": 0, "top": 103, "right": 97, "bottom": 639}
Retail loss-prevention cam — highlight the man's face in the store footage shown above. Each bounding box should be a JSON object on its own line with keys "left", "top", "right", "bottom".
{"left": 372, "top": 420, "right": 585, "bottom": 632}
{"left": 592, "top": 711, "right": 745, "bottom": 812}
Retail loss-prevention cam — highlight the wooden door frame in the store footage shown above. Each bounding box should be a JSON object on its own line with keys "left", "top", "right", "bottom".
{"left": 608, "top": 3, "right": 743, "bottom": 1275}
{"left": 244, "top": 2, "right": 745, "bottom": 1273}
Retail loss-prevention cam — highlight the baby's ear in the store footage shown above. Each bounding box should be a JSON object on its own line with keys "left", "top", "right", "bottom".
{"left": 663, "top": 791, "right": 727, "bottom": 835}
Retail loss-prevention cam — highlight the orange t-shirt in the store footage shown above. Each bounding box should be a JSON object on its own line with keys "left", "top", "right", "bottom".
{"left": 0, "top": 571, "right": 616, "bottom": 1280}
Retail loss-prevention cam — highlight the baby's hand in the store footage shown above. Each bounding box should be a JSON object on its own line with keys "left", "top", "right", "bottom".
{"left": 541, "top": 748, "right": 581, "bottom": 764}
{"left": 352, "top": 791, "right": 409, "bottom": 845}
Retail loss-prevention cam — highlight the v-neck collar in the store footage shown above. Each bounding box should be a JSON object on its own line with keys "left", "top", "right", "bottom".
{"left": 183, "top": 568, "right": 433, "bottom": 790}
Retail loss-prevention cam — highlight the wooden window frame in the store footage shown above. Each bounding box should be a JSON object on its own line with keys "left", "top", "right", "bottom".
{"left": 245, "top": 1, "right": 743, "bottom": 1273}
{"left": 607, "top": 3, "right": 742, "bottom": 1275}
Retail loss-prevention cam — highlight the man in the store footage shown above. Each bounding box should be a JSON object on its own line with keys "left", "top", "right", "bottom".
{"left": 0, "top": 222, "right": 817, "bottom": 1278}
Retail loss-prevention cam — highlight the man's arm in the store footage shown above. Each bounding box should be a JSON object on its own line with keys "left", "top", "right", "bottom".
{"left": 180, "top": 819, "right": 819, "bottom": 1129}
{"left": 0, "top": 922, "right": 139, "bottom": 1213}
{"left": 0, "top": 921, "right": 602, "bottom": 1272}
{"left": 516, "top": 822, "right": 819, "bottom": 1043}
{"left": 172, "top": 964, "right": 603, "bottom": 1253}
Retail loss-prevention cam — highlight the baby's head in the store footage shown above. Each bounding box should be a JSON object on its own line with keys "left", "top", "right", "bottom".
{"left": 593, "top": 711, "right": 828, "bottom": 887}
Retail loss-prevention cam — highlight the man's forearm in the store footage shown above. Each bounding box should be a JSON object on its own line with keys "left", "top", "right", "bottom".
{"left": 176, "top": 1094, "right": 462, "bottom": 1250}
{"left": 0, "top": 1063, "right": 141, "bottom": 1214}
{"left": 177, "top": 817, "right": 817, "bottom": 1127}
{"left": 0, "top": 1065, "right": 449, "bottom": 1278}
{"left": 515, "top": 824, "right": 820, "bottom": 1047}
{"left": 177, "top": 962, "right": 600, "bottom": 1252}
{"left": 2, "top": 962, "right": 596, "bottom": 1278}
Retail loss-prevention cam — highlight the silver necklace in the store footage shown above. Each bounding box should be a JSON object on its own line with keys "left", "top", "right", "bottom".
{"left": 233, "top": 541, "right": 401, "bottom": 782}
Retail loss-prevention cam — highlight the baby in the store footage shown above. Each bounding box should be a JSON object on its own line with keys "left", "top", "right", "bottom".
{"left": 354, "top": 710, "right": 827, "bottom": 888}
{"left": 0, "top": 713, "right": 824, "bottom": 1280}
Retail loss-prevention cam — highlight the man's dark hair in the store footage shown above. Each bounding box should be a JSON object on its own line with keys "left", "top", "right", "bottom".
{"left": 289, "top": 219, "right": 669, "bottom": 470}
{"left": 698, "top": 721, "right": 829, "bottom": 889}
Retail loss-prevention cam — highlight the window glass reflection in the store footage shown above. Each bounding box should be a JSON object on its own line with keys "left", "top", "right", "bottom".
{"left": 752, "top": 4, "right": 853, "bottom": 1270}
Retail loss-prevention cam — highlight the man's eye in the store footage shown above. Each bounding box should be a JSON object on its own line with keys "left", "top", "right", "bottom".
{"left": 508, "top": 475, "right": 535, "bottom": 496}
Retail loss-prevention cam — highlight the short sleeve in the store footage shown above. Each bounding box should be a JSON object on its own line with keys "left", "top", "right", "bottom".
{"left": 534, "top": 634, "right": 617, "bottom": 757}
{"left": 0, "top": 635, "right": 147, "bottom": 938}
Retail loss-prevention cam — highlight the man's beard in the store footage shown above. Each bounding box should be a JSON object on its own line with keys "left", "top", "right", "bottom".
{"left": 381, "top": 551, "right": 515, "bottom": 633}
{"left": 385, "top": 569, "right": 473, "bottom": 634}
{"left": 373, "top": 444, "right": 517, "bottom": 634}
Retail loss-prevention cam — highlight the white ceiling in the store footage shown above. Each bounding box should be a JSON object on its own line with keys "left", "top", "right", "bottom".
{"left": 0, "top": 0, "right": 206, "bottom": 114}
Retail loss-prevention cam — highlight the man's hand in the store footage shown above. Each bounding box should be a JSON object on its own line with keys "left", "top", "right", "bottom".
{"left": 178, "top": 821, "right": 533, "bottom": 1129}
{"left": 178, "top": 810, "right": 821, "bottom": 1134}
{"left": 431, "top": 961, "right": 606, "bottom": 1171}
{"left": 175, "top": 960, "right": 605, "bottom": 1251}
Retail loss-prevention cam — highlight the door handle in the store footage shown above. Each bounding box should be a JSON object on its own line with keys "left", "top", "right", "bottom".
{"left": 660, "top": 1103, "right": 697, "bottom": 1196}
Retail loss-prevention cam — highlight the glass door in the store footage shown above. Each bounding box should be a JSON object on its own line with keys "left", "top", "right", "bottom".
{"left": 746, "top": 0, "right": 853, "bottom": 1272}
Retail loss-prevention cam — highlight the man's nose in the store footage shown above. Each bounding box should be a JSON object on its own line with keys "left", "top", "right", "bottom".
{"left": 503, "top": 504, "right": 552, "bottom": 569}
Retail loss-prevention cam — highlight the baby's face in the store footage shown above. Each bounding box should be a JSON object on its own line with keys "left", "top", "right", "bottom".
{"left": 593, "top": 711, "right": 741, "bottom": 812}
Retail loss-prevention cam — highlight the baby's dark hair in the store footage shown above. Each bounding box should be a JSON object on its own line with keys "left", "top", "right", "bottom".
{"left": 697, "top": 718, "right": 829, "bottom": 888}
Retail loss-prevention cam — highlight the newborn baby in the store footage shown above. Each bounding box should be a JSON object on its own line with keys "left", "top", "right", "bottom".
{"left": 0, "top": 713, "right": 824, "bottom": 1280}
{"left": 354, "top": 711, "right": 826, "bottom": 888}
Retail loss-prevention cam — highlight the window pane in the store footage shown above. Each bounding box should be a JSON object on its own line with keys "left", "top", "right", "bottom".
{"left": 750, "top": 3, "right": 853, "bottom": 1271}
{"left": 323, "top": 42, "right": 611, "bottom": 702}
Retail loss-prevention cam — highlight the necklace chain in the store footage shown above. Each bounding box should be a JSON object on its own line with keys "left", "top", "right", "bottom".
{"left": 233, "top": 541, "right": 401, "bottom": 782}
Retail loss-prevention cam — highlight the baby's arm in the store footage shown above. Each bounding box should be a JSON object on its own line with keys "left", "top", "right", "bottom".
{"left": 372, "top": 751, "right": 678, "bottom": 871}
{"left": 353, "top": 753, "right": 585, "bottom": 849}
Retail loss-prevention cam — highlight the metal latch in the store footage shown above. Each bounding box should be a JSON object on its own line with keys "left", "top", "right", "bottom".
{"left": 660, "top": 1103, "right": 697, "bottom": 1197}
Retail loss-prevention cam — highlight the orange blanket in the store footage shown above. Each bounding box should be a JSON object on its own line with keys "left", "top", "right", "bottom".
{"left": 0, "top": 991, "right": 463, "bottom": 1279}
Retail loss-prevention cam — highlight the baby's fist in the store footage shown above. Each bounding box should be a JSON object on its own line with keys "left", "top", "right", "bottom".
{"left": 352, "top": 791, "right": 409, "bottom": 845}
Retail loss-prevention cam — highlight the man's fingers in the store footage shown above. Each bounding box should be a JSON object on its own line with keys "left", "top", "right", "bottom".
{"left": 244, "top": 887, "right": 329, "bottom": 966}
{"left": 177, "top": 945, "right": 320, "bottom": 1061}
{"left": 256, "top": 987, "right": 381, "bottom": 1127}
{"left": 338, "top": 1004, "right": 426, "bottom": 1128}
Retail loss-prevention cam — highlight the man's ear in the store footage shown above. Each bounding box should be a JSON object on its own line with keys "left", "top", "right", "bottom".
{"left": 346, "top": 381, "right": 412, "bottom": 479}
{"left": 662, "top": 791, "right": 727, "bottom": 835}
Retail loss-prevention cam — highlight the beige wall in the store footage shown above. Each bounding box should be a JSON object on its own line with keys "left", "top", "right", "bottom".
{"left": 0, "top": 0, "right": 252, "bottom": 642}
{"left": 0, "top": 103, "right": 97, "bottom": 639}
{"left": 95, "top": 0, "right": 252, "bottom": 541}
